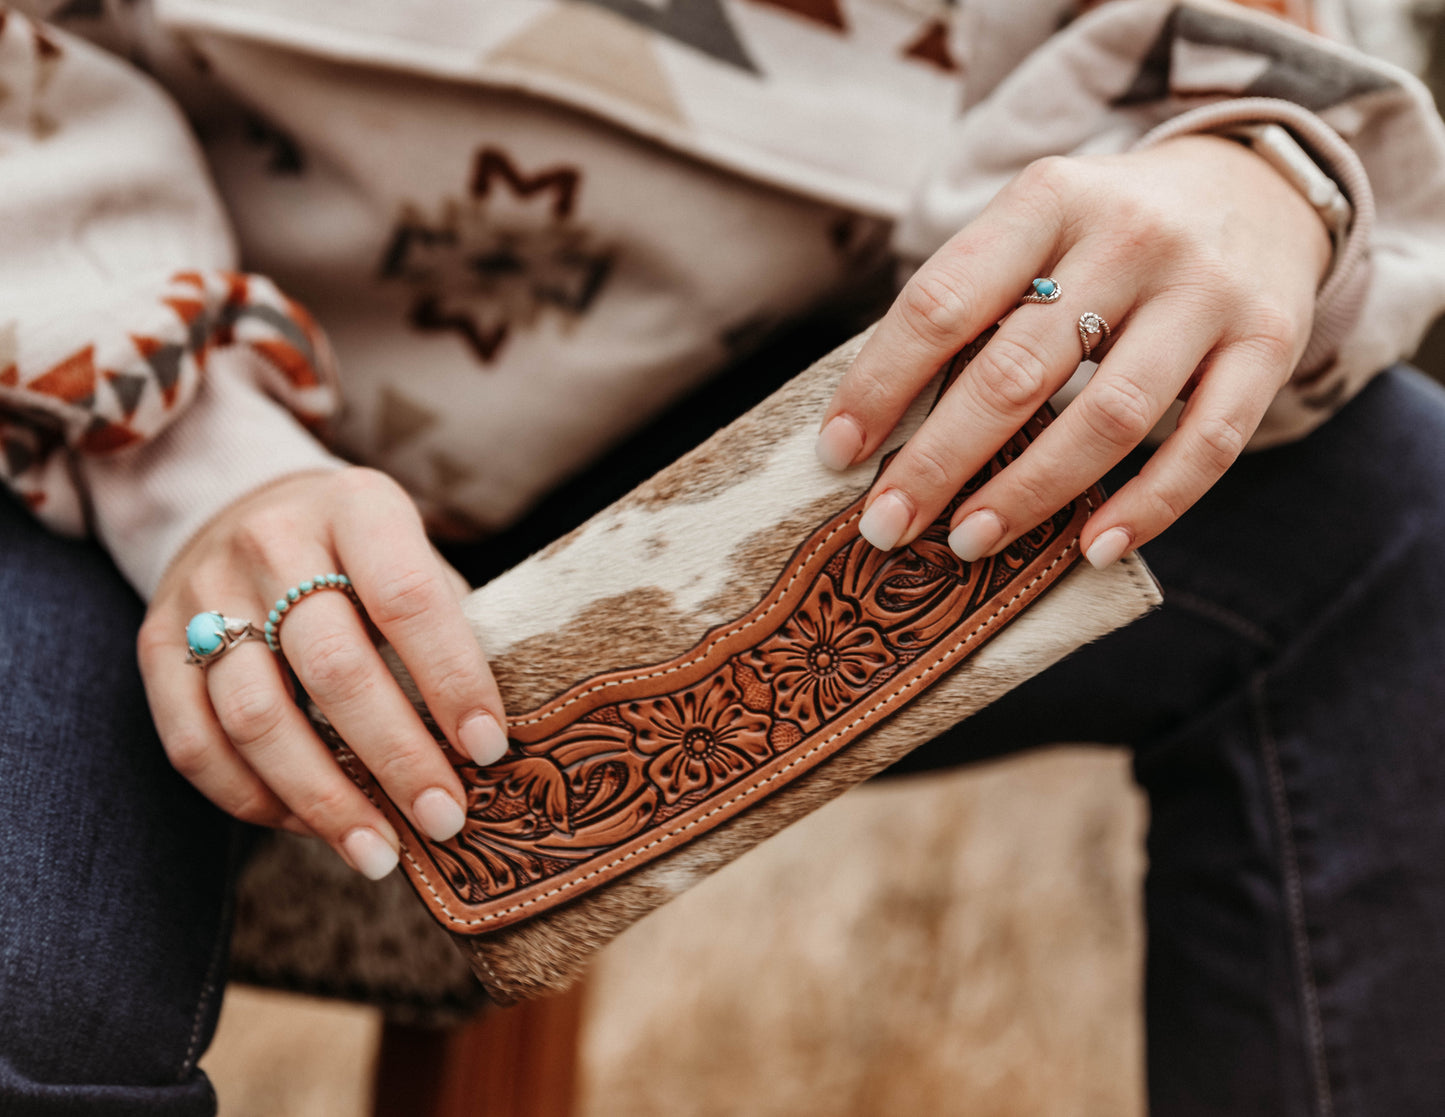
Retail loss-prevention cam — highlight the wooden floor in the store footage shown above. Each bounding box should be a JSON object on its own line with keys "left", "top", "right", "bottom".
{"left": 204, "top": 747, "right": 1146, "bottom": 1117}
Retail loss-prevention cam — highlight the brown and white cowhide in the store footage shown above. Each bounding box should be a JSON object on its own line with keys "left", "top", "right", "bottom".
{"left": 317, "top": 328, "right": 1160, "bottom": 1003}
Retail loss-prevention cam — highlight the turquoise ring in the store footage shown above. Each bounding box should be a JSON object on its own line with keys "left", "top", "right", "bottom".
{"left": 1021, "top": 276, "right": 1062, "bottom": 304}
{"left": 185, "top": 612, "right": 263, "bottom": 667}
{"left": 264, "top": 573, "right": 362, "bottom": 653}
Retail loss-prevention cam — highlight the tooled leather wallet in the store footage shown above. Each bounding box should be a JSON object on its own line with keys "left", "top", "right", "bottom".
{"left": 312, "top": 326, "right": 1162, "bottom": 1004}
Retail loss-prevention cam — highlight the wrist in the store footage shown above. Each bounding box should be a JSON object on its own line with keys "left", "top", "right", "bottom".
{"left": 1133, "top": 99, "right": 1376, "bottom": 380}
{"left": 1217, "top": 123, "right": 1351, "bottom": 273}
{"left": 1156, "top": 133, "right": 1334, "bottom": 289}
{"left": 83, "top": 355, "right": 347, "bottom": 600}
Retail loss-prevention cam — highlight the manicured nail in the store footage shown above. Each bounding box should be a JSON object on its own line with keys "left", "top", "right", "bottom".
{"left": 858, "top": 490, "right": 913, "bottom": 551}
{"left": 815, "top": 415, "right": 864, "bottom": 472}
{"left": 1085, "top": 527, "right": 1133, "bottom": 569}
{"left": 459, "top": 712, "right": 510, "bottom": 766}
{"left": 413, "top": 787, "right": 466, "bottom": 842}
{"left": 948, "top": 509, "right": 1006, "bottom": 562}
{"left": 342, "top": 827, "right": 399, "bottom": 881}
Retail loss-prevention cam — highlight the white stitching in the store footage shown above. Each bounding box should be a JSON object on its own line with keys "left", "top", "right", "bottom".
{"left": 472, "top": 940, "right": 510, "bottom": 1000}
{"left": 178, "top": 825, "right": 239, "bottom": 1079}
{"left": 1254, "top": 679, "right": 1337, "bottom": 1117}
{"left": 368, "top": 528, "right": 1085, "bottom": 927}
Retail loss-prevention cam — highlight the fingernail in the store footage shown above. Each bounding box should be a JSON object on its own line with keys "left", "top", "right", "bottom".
{"left": 815, "top": 416, "right": 864, "bottom": 472}
{"left": 459, "top": 712, "right": 510, "bottom": 766}
{"left": 413, "top": 787, "right": 467, "bottom": 842}
{"left": 948, "top": 509, "right": 1007, "bottom": 562}
{"left": 1085, "top": 527, "right": 1133, "bottom": 569}
{"left": 342, "top": 827, "right": 399, "bottom": 881}
{"left": 858, "top": 490, "right": 913, "bottom": 551}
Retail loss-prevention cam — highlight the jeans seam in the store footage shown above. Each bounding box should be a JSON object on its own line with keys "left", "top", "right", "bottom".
{"left": 1252, "top": 676, "right": 1335, "bottom": 1117}
{"left": 178, "top": 823, "right": 242, "bottom": 1082}
{"left": 1234, "top": 517, "right": 1430, "bottom": 1117}
{"left": 1162, "top": 588, "right": 1277, "bottom": 651}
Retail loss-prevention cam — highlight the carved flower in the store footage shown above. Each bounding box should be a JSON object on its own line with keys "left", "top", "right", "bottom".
{"left": 620, "top": 673, "right": 773, "bottom": 805}
{"left": 746, "top": 575, "right": 895, "bottom": 729}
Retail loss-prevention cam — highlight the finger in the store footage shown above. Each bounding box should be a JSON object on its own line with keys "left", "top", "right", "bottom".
{"left": 817, "top": 166, "right": 1067, "bottom": 469}
{"left": 137, "top": 618, "right": 292, "bottom": 830}
{"left": 856, "top": 257, "right": 1134, "bottom": 551}
{"left": 437, "top": 552, "right": 472, "bottom": 600}
{"left": 945, "top": 293, "right": 1218, "bottom": 560}
{"left": 202, "top": 625, "right": 405, "bottom": 880}
{"left": 276, "top": 581, "right": 472, "bottom": 846}
{"left": 277, "top": 813, "right": 316, "bottom": 837}
{"left": 1076, "top": 343, "right": 1279, "bottom": 568}
{"left": 332, "top": 470, "right": 509, "bottom": 767}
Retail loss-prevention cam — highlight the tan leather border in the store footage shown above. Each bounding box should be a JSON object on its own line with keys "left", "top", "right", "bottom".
{"left": 336, "top": 393, "right": 1098, "bottom": 935}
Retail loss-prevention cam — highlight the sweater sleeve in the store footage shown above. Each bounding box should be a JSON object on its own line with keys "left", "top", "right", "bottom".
{"left": 895, "top": 0, "right": 1445, "bottom": 448}
{"left": 0, "top": 8, "right": 345, "bottom": 597}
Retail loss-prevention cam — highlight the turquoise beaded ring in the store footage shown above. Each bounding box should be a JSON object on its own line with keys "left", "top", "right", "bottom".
{"left": 264, "top": 573, "right": 362, "bottom": 652}
{"left": 1021, "top": 276, "right": 1062, "bottom": 304}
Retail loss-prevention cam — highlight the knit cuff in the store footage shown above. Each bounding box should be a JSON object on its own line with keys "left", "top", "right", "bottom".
{"left": 81, "top": 346, "right": 347, "bottom": 600}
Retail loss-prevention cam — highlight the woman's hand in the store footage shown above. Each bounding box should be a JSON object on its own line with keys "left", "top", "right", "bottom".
{"left": 816, "top": 134, "right": 1333, "bottom": 566}
{"left": 138, "top": 469, "right": 509, "bottom": 879}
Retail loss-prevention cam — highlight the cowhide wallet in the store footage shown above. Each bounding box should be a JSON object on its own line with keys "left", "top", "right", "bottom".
{"left": 313, "top": 326, "right": 1162, "bottom": 1004}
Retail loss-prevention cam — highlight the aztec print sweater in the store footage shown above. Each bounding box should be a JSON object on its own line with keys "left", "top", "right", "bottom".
{"left": 1, "top": 0, "right": 1444, "bottom": 598}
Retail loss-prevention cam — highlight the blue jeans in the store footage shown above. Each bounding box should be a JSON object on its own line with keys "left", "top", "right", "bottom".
{"left": 891, "top": 365, "right": 1445, "bottom": 1115}
{"left": 3, "top": 366, "right": 1444, "bottom": 1114}
{"left": 0, "top": 499, "right": 241, "bottom": 1114}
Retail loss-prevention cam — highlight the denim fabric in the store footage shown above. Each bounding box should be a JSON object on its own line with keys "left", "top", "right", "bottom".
{"left": 0, "top": 496, "right": 241, "bottom": 1115}
{"left": 2, "top": 366, "right": 1443, "bottom": 1115}
{"left": 892, "top": 365, "right": 1445, "bottom": 1115}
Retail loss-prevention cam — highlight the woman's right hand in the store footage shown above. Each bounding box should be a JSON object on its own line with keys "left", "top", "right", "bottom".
{"left": 137, "top": 468, "right": 509, "bottom": 880}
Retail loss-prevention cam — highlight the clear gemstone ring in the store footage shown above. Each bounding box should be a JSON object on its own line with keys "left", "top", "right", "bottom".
{"left": 1077, "top": 312, "right": 1112, "bottom": 361}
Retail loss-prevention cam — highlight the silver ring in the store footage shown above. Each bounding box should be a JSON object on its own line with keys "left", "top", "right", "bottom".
{"left": 1021, "top": 277, "right": 1062, "bottom": 304}
{"left": 186, "top": 611, "right": 264, "bottom": 667}
{"left": 1077, "top": 311, "right": 1112, "bottom": 361}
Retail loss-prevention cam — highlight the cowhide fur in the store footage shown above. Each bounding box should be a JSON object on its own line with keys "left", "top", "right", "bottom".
{"left": 314, "top": 329, "right": 1161, "bottom": 1004}
{"left": 230, "top": 831, "right": 485, "bottom": 1025}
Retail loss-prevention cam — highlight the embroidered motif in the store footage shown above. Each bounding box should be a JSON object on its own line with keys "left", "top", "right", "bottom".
{"left": 373, "top": 386, "right": 441, "bottom": 456}
{"left": 26, "top": 346, "right": 97, "bottom": 407}
{"left": 471, "top": 147, "right": 580, "bottom": 220}
{"left": 903, "top": 19, "right": 959, "bottom": 72}
{"left": 571, "top": 0, "right": 759, "bottom": 73}
{"left": 0, "top": 272, "right": 336, "bottom": 534}
{"left": 1113, "top": 5, "right": 1393, "bottom": 109}
{"left": 1083, "top": 0, "right": 1316, "bottom": 28}
{"left": 747, "top": 0, "right": 847, "bottom": 31}
{"left": 379, "top": 146, "right": 615, "bottom": 365}
{"left": 0, "top": 13, "right": 66, "bottom": 140}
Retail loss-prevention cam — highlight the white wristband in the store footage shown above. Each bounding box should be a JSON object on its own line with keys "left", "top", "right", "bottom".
{"left": 1224, "top": 122, "right": 1353, "bottom": 269}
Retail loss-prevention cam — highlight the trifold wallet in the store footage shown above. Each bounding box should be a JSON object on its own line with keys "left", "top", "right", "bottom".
{"left": 314, "top": 327, "right": 1162, "bottom": 1004}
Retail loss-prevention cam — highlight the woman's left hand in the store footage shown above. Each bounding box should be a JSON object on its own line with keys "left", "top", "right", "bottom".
{"left": 815, "top": 134, "right": 1333, "bottom": 568}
